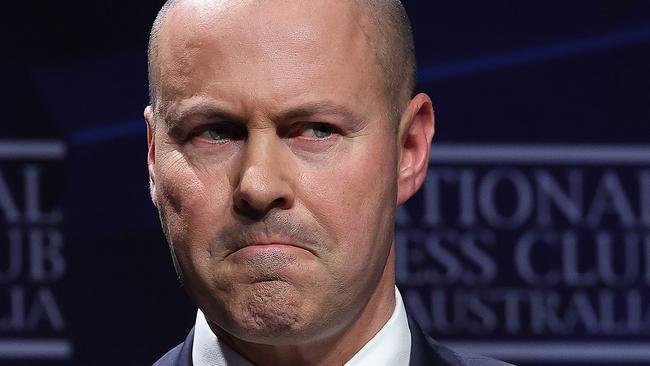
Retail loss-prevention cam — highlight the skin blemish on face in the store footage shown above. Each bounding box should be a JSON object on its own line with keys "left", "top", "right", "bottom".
{"left": 241, "top": 281, "right": 301, "bottom": 330}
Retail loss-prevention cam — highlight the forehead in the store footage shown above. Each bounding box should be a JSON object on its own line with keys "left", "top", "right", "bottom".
{"left": 154, "top": 0, "right": 386, "bottom": 116}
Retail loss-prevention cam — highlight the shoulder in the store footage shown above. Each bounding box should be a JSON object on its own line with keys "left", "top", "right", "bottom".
{"left": 459, "top": 355, "right": 514, "bottom": 366}
{"left": 152, "top": 343, "right": 184, "bottom": 366}
{"left": 422, "top": 338, "right": 515, "bottom": 366}
{"left": 407, "top": 312, "right": 515, "bottom": 366}
{"left": 438, "top": 344, "right": 514, "bottom": 366}
{"left": 152, "top": 328, "right": 194, "bottom": 366}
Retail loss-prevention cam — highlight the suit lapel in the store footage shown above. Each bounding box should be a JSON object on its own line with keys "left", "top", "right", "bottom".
{"left": 408, "top": 314, "right": 463, "bottom": 366}
{"left": 175, "top": 327, "right": 194, "bottom": 366}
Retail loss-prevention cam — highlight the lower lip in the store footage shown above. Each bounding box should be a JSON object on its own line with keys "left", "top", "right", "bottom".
{"left": 234, "top": 244, "right": 312, "bottom": 257}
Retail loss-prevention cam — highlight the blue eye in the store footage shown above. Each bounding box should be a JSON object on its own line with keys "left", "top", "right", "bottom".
{"left": 300, "top": 123, "right": 333, "bottom": 139}
{"left": 207, "top": 126, "right": 229, "bottom": 140}
{"left": 196, "top": 123, "right": 245, "bottom": 142}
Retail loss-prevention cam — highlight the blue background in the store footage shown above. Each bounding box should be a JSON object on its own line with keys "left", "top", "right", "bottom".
{"left": 1, "top": 1, "right": 649, "bottom": 365}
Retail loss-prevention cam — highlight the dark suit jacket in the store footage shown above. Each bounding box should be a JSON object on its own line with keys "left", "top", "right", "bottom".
{"left": 153, "top": 315, "right": 513, "bottom": 366}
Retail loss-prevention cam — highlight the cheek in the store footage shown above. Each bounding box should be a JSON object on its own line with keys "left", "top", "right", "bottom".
{"left": 155, "top": 150, "right": 232, "bottom": 248}
{"left": 301, "top": 140, "right": 398, "bottom": 259}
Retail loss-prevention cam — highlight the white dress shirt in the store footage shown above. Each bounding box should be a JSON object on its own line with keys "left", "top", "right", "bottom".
{"left": 192, "top": 287, "right": 412, "bottom": 366}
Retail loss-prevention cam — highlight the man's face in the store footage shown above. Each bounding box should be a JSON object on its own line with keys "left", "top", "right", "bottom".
{"left": 148, "top": 0, "right": 402, "bottom": 344}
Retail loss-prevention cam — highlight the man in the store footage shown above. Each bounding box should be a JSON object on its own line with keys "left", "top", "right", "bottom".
{"left": 145, "top": 0, "right": 512, "bottom": 365}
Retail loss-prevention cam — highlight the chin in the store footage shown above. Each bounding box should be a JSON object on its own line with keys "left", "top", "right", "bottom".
{"left": 221, "top": 281, "right": 317, "bottom": 344}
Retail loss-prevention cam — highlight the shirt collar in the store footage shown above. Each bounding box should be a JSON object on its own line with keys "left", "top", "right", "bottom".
{"left": 192, "top": 287, "right": 411, "bottom": 366}
{"left": 192, "top": 310, "right": 254, "bottom": 366}
{"left": 344, "top": 287, "right": 411, "bottom": 366}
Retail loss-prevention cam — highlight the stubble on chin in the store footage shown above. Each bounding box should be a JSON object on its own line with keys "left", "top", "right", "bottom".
{"left": 221, "top": 280, "right": 306, "bottom": 341}
{"left": 221, "top": 247, "right": 306, "bottom": 330}
{"left": 239, "top": 249, "right": 299, "bottom": 281}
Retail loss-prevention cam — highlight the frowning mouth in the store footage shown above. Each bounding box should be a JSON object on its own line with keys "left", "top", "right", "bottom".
{"left": 216, "top": 216, "right": 327, "bottom": 258}
{"left": 226, "top": 234, "right": 319, "bottom": 257}
{"left": 235, "top": 243, "right": 312, "bottom": 256}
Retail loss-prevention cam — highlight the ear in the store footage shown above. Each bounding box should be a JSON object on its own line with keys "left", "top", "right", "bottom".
{"left": 144, "top": 106, "right": 159, "bottom": 208}
{"left": 396, "top": 93, "right": 435, "bottom": 205}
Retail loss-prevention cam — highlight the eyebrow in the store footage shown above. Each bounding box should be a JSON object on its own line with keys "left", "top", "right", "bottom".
{"left": 277, "top": 102, "right": 367, "bottom": 130}
{"left": 164, "top": 104, "right": 244, "bottom": 131}
{"left": 164, "top": 100, "right": 367, "bottom": 131}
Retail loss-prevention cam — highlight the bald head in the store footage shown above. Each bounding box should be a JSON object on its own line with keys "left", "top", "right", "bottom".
{"left": 147, "top": 0, "right": 416, "bottom": 123}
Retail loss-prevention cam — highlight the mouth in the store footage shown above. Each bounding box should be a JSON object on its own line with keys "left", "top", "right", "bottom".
{"left": 236, "top": 243, "right": 311, "bottom": 257}
{"left": 228, "top": 234, "right": 319, "bottom": 258}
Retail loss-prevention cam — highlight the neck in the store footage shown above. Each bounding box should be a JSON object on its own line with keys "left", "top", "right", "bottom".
{"left": 210, "top": 248, "right": 397, "bottom": 366}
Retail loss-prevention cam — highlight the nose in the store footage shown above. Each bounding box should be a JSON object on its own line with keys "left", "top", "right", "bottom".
{"left": 233, "top": 132, "right": 295, "bottom": 219}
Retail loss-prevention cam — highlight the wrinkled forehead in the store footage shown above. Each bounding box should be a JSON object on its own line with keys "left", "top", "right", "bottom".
{"left": 153, "top": 0, "right": 382, "bottom": 106}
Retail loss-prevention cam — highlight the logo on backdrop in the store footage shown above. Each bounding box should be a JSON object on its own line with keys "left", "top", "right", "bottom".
{"left": 396, "top": 143, "right": 650, "bottom": 363}
{"left": 0, "top": 141, "right": 71, "bottom": 360}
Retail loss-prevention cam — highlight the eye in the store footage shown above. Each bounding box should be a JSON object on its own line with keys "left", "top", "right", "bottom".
{"left": 207, "top": 125, "right": 229, "bottom": 141}
{"left": 194, "top": 123, "right": 245, "bottom": 142}
{"left": 294, "top": 123, "right": 335, "bottom": 139}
